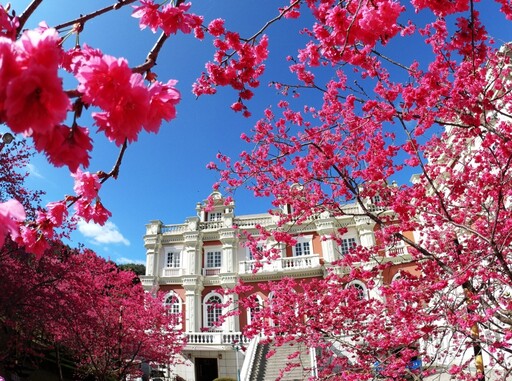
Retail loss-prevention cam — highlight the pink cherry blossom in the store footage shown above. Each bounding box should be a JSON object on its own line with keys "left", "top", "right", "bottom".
{"left": 93, "top": 74, "right": 150, "bottom": 145}
{"left": 15, "top": 27, "right": 62, "bottom": 70}
{"left": 45, "top": 201, "right": 68, "bottom": 227}
{"left": 0, "top": 199, "right": 26, "bottom": 247}
{"left": 0, "top": 5, "right": 18, "bottom": 40}
{"left": 132, "top": 0, "right": 162, "bottom": 33}
{"left": 72, "top": 169, "right": 101, "bottom": 201}
{"left": 158, "top": 2, "right": 203, "bottom": 36}
{"left": 33, "top": 124, "right": 92, "bottom": 172}
{"left": 76, "top": 55, "right": 132, "bottom": 109}
{"left": 144, "top": 80, "right": 181, "bottom": 133}
{"left": 74, "top": 199, "right": 112, "bottom": 225}
{"left": 4, "top": 64, "right": 70, "bottom": 136}
{"left": 16, "top": 225, "right": 49, "bottom": 258}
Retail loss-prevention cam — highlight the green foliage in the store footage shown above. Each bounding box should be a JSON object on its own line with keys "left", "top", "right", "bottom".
{"left": 117, "top": 263, "right": 146, "bottom": 276}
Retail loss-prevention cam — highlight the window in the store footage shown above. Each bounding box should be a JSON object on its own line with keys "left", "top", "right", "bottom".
{"left": 347, "top": 281, "right": 367, "bottom": 300}
{"left": 247, "top": 294, "right": 263, "bottom": 325}
{"left": 206, "top": 251, "right": 222, "bottom": 268}
{"left": 340, "top": 238, "right": 357, "bottom": 256}
{"left": 293, "top": 236, "right": 312, "bottom": 256}
{"left": 165, "top": 292, "right": 182, "bottom": 316}
{"left": 371, "top": 195, "right": 382, "bottom": 204}
{"left": 208, "top": 212, "right": 222, "bottom": 221}
{"left": 294, "top": 241, "right": 311, "bottom": 256}
{"left": 166, "top": 252, "right": 180, "bottom": 268}
{"left": 247, "top": 243, "right": 264, "bottom": 260}
{"left": 164, "top": 292, "right": 182, "bottom": 329}
{"left": 204, "top": 294, "right": 223, "bottom": 328}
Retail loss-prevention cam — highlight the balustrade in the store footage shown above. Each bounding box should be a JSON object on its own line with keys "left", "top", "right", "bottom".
{"left": 239, "top": 254, "right": 320, "bottom": 274}
{"left": 186, "top": 332, "right": 250, "bottom": 345}
{"left": 162, "top": 267, "right": 185, "bottom": 277}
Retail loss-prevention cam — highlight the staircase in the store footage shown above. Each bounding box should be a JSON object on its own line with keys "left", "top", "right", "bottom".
{"left": 249, "top": 341, "right": 313, "bottom": 381}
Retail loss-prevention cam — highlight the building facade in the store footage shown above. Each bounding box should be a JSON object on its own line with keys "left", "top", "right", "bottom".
{"left": 141, "top": 192, "right": 417, "bottom": 381}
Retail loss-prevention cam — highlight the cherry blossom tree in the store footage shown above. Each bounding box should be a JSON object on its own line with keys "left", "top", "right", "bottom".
{"left": 0, "top": 240, "right": 183, "bottom": 381}
{"left": 202, "top": 1, "right": 512, "bottom": 381}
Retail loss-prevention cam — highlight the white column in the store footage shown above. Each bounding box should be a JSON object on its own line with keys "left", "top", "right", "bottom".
{"left": 183, "top": 277, "right": 204, "bottom": 332}
{"left": 355, "top": 216, "right": 376, "bottom": 248}
{"left": 220, "top": 230, "right": 237, "bottom": 274}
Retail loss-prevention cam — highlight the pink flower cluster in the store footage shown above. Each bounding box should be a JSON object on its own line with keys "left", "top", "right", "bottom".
{"left": 69, "top": 47, "right": 180, "bottom": 146}
{"left": 193, "top": 19, "right": 269, "bottom": 117}
{"left": 71, "top": 169, "right": 111, "bottom": 226}
{"left": 132, "top": 0, "right": 203, "bottom": 38}
{"left": 0, "top": 27, "right": 86, "bottom": 169}
{"left": 0, "top": 200, "right": 26, "bottom": 247}
{"left": 0, "top": 4, "right": 18, "bottom": 40}
{"left": 0, "top": 5, "right": 183, "bottom": 255}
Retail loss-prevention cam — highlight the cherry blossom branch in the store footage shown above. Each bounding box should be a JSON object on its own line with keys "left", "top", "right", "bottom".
{"left": 99, "top": 140, "right": 129, "bottom": 183}
{"left": 242, "top": 0, "right": 301, "bottom": 42}
{"left": 53, "top": 0, "right": 137, "bottom": 31}
{"left": 371, "top": 49, "right": 415, "bottom": 72}
{"left": 17, "top": 0, "right": 44, "bottom": 34}
{"left": 218, "top": 0, "right": 301, "bottom": 66}
{"left": 132, "top": 32, "right": 169, "bottom": 74}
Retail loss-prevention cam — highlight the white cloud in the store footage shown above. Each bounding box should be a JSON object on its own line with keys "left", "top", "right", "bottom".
{"left": 116, "top": 257, "right": 145, "bottom": 265}
{"left": 77, "top": 220, "right": 130, "bottom": 246}
{"left": 27, "top": 163, "right": 44, "bottom": 179}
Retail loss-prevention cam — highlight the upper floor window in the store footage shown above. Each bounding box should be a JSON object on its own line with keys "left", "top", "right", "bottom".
{"left": 208, "top": 212, "right": 222, "bottom": 221}
{"left": 166, "top": 252, "right": 181, "bottom": 268}
{"left": 340, "top": 237, "right": 357, "bottom": 256}
{"left": 293, "top": 236, "right": 312, "bottom": 256}
{"left": 247, "top": 243, "right": 264, "bottom": 261}
{"left": 206, "top": 251, "right": 222, "bottom": 268}
{"left": 294, "top": 242, "right": 311, "bottom": 256}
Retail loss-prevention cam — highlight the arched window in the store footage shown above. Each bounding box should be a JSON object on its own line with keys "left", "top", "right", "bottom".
{"left": 203, "top": 293, "right": 223, "bottom": 330}
{"left": 346, "top": 281, "right": 367, "bottom": 300}
{"left": 165, "top": 292, "right": 182, "bottom": 316}
{"left": 246, "top": 294, "right": 263, "bottom": 326}
{"left": 164, "top": 292, "right": 182, "bottom": 329}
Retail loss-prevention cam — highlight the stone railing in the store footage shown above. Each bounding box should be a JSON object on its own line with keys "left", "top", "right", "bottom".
{"left": 239, "top": 254, "right": 320, "bottom": 274}
{"left": 160, "top": 223, "right": 188, "bottom": 234}
{"left": 234, "top": 215, "right": 274, "bottom": 228}
{"left": 385, "top": 244, "right": 408, "bottom": 257}
{"left": 186, "top": 332, "right": 250, "bottom": 345}
{"left": 162, "top": 267, "right": 186, "bottom": 277}
{"left": 199, "top": 220, "right": 225, "bottom": 230}
{"left": 202, "top": 267, "right": 221, "bottom": 276}
{"left": 140, "top": 277, "right": 155, "bottom": 287}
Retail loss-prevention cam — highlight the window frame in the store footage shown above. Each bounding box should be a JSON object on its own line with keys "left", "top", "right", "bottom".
{"left": 292, "top": 235, "right": 313, "bottom": 257}
{"left": 203, "top": 292, "right": 224, "bottom": 330}
{"left": 166, "top": 251, "right": 181, "bottom": 268}
{"left": 340, "top": 237, "right": 357, "bottom": 256}
{"left": 346, "top": 280, "right": 367, "bottom": 300}
{"left": 205, "top": 250, "right": 222, "bottom": 268}
{"left": 164, "top": 291, "right": 183, "bottom": 329}
{"left": 208, "top": 212, "right": 222, "bottom": 221}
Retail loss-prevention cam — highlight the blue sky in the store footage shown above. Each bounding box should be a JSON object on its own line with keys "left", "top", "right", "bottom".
{"left": 9, "top": 1, "right": 512, "bottom": 265}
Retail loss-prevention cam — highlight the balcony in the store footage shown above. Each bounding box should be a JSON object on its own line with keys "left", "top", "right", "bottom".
{"left": 385, "top": 244, "right": 408, "bottom": 257}
{"left": 202, "top": 267, "right": 221, "bottom": 276}
{"left": 162, "top": 267, "right": 186, "bottom": 277}
{"left": 239, "top": 254, "right": 321, "bottom": 275}
{"left": 186, "top": 331, "right": 250, "bottom": 346}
